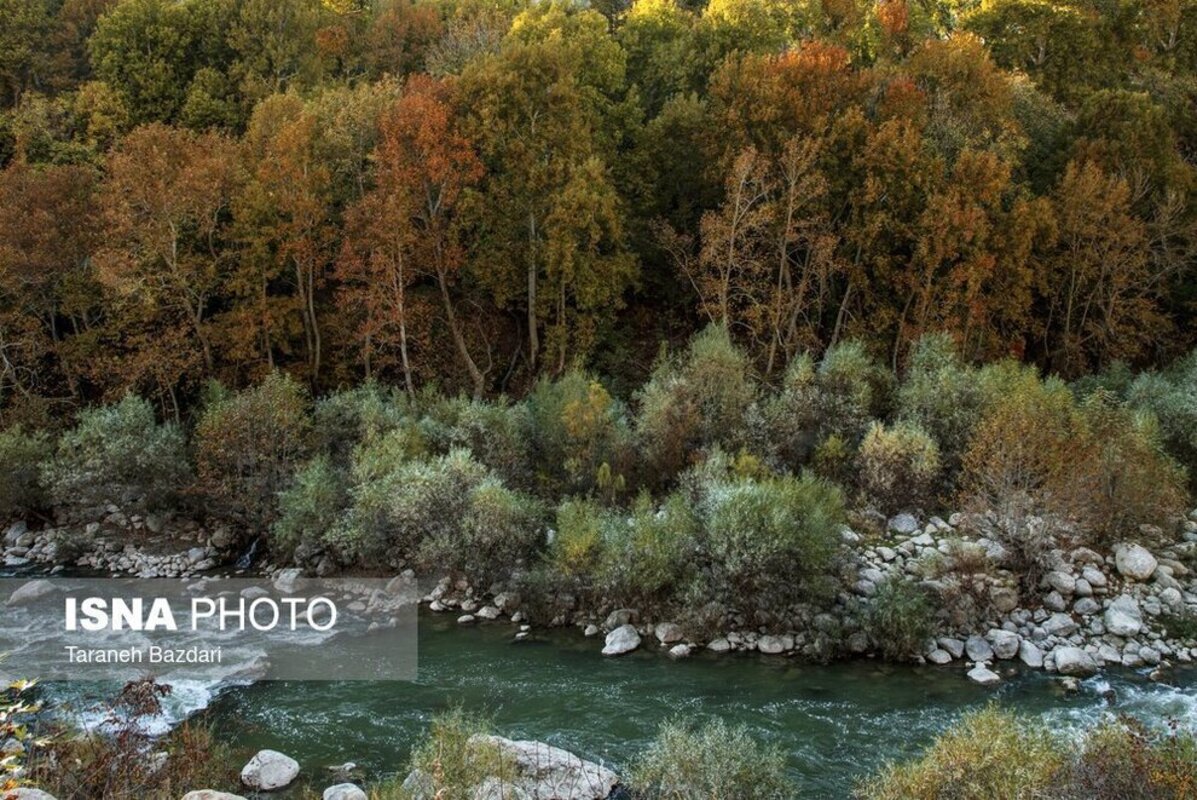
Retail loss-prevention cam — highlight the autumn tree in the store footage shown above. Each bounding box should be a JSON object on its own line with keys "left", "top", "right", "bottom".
{"left": 95, "top": 124, "right": 239, "bottom": 401}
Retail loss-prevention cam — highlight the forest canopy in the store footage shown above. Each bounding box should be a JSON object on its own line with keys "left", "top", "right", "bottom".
{"left": 1, "top": 0, "right": 1196, "bottom": 423}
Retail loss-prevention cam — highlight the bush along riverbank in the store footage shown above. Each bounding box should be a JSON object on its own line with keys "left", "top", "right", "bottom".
{"left": 8, "top": 696, "right": 1196, "bottom": 800}
{"left": 3, "top": 328, "right": 1197, "bottom": 684}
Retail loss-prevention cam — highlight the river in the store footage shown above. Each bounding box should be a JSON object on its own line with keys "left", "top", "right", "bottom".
{"left": 185, "top": 612, "right": 1197, "bottom": 797}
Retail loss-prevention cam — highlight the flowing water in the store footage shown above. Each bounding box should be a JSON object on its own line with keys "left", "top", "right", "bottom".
{"left": 190, "top": 613, "right": 1197, "bottom": 797}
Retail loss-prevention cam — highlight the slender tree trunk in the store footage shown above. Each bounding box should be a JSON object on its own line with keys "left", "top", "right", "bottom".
{"left": 435, "top": 257, "right": 486, "bottom": 399}
{"left": 527, "top": 212, "right": 539, "bottom": 370}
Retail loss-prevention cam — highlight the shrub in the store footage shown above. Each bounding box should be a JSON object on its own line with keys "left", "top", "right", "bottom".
{"left": 856, "top": 707, "right": 1064, "bottom": 800}
{"left": 549, "top": 499, "right": 609, "bottom": 578}
{"left": 599, "top": 491, "right": 698, "bottom": 604}
{"left": 630, "top": 717, "right": 793, "bottom": 800}
{"left": 272, "top": 454, "right": 348, "bottom": 559}
{"left": 313, "top": 382, "right": 411, "bottom": 463}
{"left": 636, "top": 325, "right": 756, "bottom": 482}
{"left": 864, "top": 577, "right": 937, "bottom": 661}
{"left": 194, "top": 372, "right": 312, "bottom": 527}
{"left": 695, "top": 467, "right": 845, "bottom": 607}
{"left": 960, "top": 366, "right": 1082, "bottom": 576}
{"left": 523, "top": 371, "right": 633, "bottom": 497}
{"left": 896, "top": 333, "right": 987, "bottom": 478}
{"left": 765, "top": 341, "right": 892, "bottom": 470}
{"left": 416, "top": 478, "right": 544, "bottom": 583}
{"left": 331, "top": 448, "right": 486, "bottom": 566}
{"left": 1062, "top": 718, "right": 1197, "bottom": 800}
{"left": 1126, "top": 350, "right": 1197, "bottom": 480}
{"left": 1070, "top": 392, "right": 1187, "bottom": 546}
{"left": 0, "top": 426, "right": 51, "bottom": 517}
{"left": 423, "top": 395, "right": 530, "bottom": 489}
{"left": 857, "top": 421, "right": 941, "bottom": 515}
{"left": 43, "top": 394, "right": 189, "bottom": 513}
{"left": 389, "top": 708, "right": 516, "bottom": 800}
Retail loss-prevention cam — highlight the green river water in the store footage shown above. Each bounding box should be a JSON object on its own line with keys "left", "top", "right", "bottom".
{"left": 182, "top": 612, "right": 1197, "bottom": 798}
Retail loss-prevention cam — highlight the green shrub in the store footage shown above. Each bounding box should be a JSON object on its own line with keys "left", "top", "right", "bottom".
{"left": 856, "top": 707, "right": 1064, "bottom": 800}
{"left": 636, "top": 325, "right": 756, "bottom": 482}
{"left": 864, "top": 577, "right": 937, "bottom": 661}
{"left": 313, "top": 382, "right": 412, "bottom": 463}
{"left": 272, "top": 454, "right": 348, "bottom": 559}
{"left": 695, "top": 467, "right": 845, "bottom": 607}
{"left": 765, "top": 341, "right": 892, "bottom": 470}
{"left": 523, "top": 371, "right": 633, "bottom": 497}
{"left": 331, "top": 448, "right": 486, "bottom": 566}
{"left": 600, "top": 491, "right": 698, "bottom": 603}
{"left": 630, "top": 717, "right": 794, "bottom": 800}
{"left": 896, "top": 333, "right": 987, "bottom": 477}
{"left": 423, "top": 395, "right": 531, "bottom": 489}
{"left": 549, "top": 498, "right": 609, "bottom": 578}
{"left": 1126, "top": 349, "right": 1197, "bottom": 480}
{"left": 43, "top": 394, "right": 189, "bottom": 513}
{"left": 194, "top": 372, "right": 311, "bottom": 527}
{"left": 416, "top": 478, "right": 544, "bottom": 583}
{"left": 383, "top": 708, "right": 516, "bottom": 800}
{"left": 0, "top": 426, "right": 51, "bottom": 516}
{"left": 857, "top": 421, "right": 941, "bottom": 515}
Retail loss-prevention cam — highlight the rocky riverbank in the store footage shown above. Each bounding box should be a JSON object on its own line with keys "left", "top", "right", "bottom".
{"left": 6, "top": 504, "right": 1197, "bottom": 688}
{"left": 410, "top": 507, "right": 1197, "bottom": 686}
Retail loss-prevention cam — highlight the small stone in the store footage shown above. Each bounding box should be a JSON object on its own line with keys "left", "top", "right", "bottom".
{"left": 927, "top": 648, "right": 952, "bottom": 665}
{"left": 707, "top": 638, "right": 732, "bottom": 653}
{"left": 990, "top": 586, "right": 1020, "bottom": 613}
{"left": 668, "top": 644, "right": 692, "bottom": 659}
{"left": 1045, "top": 571, "right": 1076, "bottom": 596}
{"left": 457, "top": 614, "right": 476, "bottom": 625}
{"left": 654, "top": 622, "right": 685, "bottom": 645}
{"left": 476, "top": 605, "right": 501, "bottom": 620}
{"left": 938, "top": 638, "right": 965, "bottom": 659}
{"left": 583, "top": 624, "right": 599, "bottom": 637}
{"left": 889, "top": 513, "right": 919, "bottom": 535}
{"left": 1042, "top": 613, "right": 1077, "bottom": 638}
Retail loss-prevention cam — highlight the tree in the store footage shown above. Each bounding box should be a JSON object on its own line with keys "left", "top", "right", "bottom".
{"left": 363, "top": 75, "right": 488, "bottom": 397}
{"left": 95, "top": 124, "right": 240, "bottom": 386}
{"left": 459, "top": 4, "right": 637, "bottom": 373}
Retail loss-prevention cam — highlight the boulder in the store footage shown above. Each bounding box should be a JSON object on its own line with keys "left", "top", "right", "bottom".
{"left": 603, "top": 609, "right": 638, "bottom": 630}
{"left": 476, "top": 606, "right": 501, "bottom": 621}
{"left": 707, "top": 638, "right": 731, "bottom": 653}
{"left": 1054, "top": 647, "right": 1098, "bottom": 677}
{"left": 1115, "top": 544, "right": 1158, "bottom": 581}
{"left": 241, "top": 750, "right": 300, "bottom": 791}
{"left": 273, "top": 569, "right": 304, "bottom": 594}
{"left": 1104, "top": 595, "right": 1143, "bottom": 637}
{"left": 323, "top": 785, "right": 366, "bottom": 800}
{"left": 757, "top": 635, "right": 786, "bottom": 655}
{"left": 968, "top": 663, "right": 1001, "bottom": 686}
{"left": 668, "top": 644, "right": 692, "bottom": 659}
{"left": 938, "top": 638, "right": 965, "bottom": 659}
{"left": 1042, "top": 613, "right": 1077, "bottom": 638}
{"left": 601, "top": 624, "right": 640, "bottom": 656}
{"left": 927, "top": 649, "right": 952, "bottom": 665}
{"left": 654, "top": 622, "right": 684, "bottom": 645}
{"left": 888, "top": 513, "right": 919, "bottom": 535}
{"left": 1018, "top": 640, "right": 1044, "bottom": 669}
{"left": 401, "top": 769, "right": 434, "bottom": 800}
{"left": 989, "top": 586, "right": 1019, "bottom": 613}
{"left": 1045, "top": 571, "right": 1076, "bottom": 596}
{"left": 468, "top": 735, "right": 620, "bottom": 800}
{"left": 8, "top": 579, "right": 57, "bottom": 606}
{"left": 965, "top": 635, "right": 994, "bottom": 662}
{"left": 987, "top": 629, "right": 1021, "bottom": 660}
{"left": 182, "top": 792, "right": 247, "bottom": 800}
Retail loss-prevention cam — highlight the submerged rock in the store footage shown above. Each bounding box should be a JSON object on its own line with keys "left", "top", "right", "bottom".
{"left": 968, "top": 663, "right": 1001, "bottom": 686}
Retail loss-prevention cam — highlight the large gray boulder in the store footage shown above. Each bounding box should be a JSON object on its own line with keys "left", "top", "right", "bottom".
{"left": 182, "top": 792, "right": 248, "bottom": 800}
{"left": 472, "top": 778, "right": 531, "bottom": 800}
{"left": 965, "top": 635, "right": 994, "bottom": 662}
{"left": 1115, "top": 544, "right": 1157, "bottom": 581}
{"left": 654, "top": 622, "right": 684, "bottom": 645}
{"left": 240, "top": 750, "right": 300, "bottom": 791}
{"left": 1104, "top": 595, "right": 1143, "bottom": 637}
{"left": 601, "top": 624, "right": 640, "bottom": 656}
{"left": 1054, "top": 647, "right": 1098, "bottom": 677}
{"left": 469, "top": 735, "right": 621, "bottom": 800}
{"left": 987, "top": 629, "right": 1021, "bottom": 660}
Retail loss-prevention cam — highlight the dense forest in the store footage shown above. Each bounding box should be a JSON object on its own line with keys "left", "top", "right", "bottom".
{"left": 1, "top": 0, "right": 1196, "bottom": 424}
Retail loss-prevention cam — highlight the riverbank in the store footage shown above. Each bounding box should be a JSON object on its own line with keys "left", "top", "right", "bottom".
{"left": 6, "top": 503, "right": 1197, "bottom": 688}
